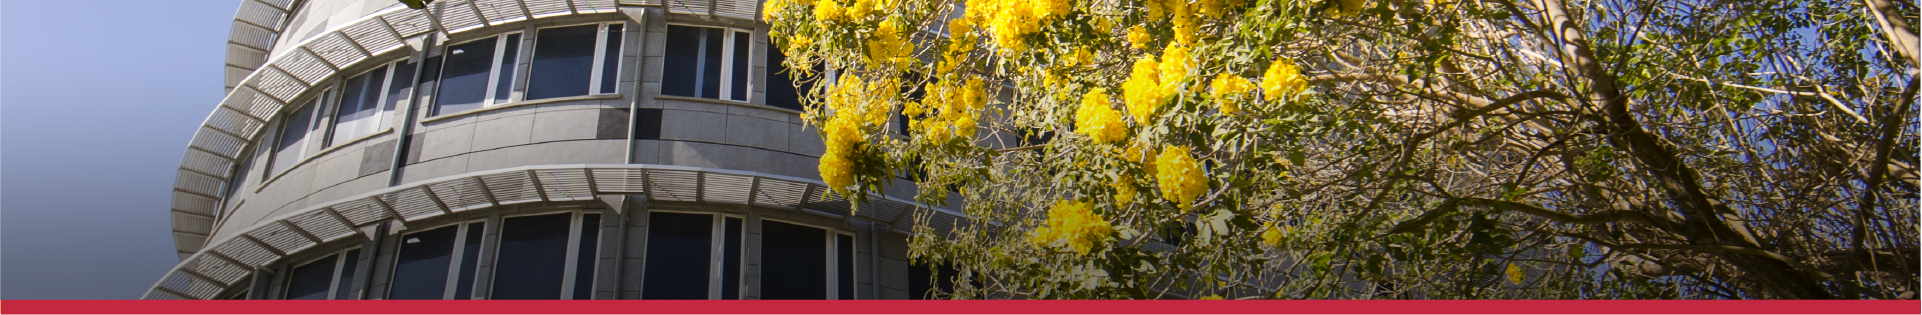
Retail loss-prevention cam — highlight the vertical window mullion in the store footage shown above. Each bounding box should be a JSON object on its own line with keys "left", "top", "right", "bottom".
{"left": 693, "top": 30, "right": 707, "bottom": 97}
{"left": 588, "top": 24, "right": 607, "bottom": 97}
{"left": 442, "top": 224, "right": 469, "bottom": 300}
{"left": 718, "top": 30, "right": 732, "bottom": 101}
{"left": 483, "top": 38, "right": 506, "bottom": 106}
{"left": 371, "top": 66, "right": 393, "bottom": 134}
{"left": 559, "top": 212, "right": 584, "bottom": 299}
{"left": 709, "top": 215, "right": 724, "bottom": 299}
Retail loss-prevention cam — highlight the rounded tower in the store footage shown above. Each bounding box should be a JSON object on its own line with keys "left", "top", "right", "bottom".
{"left": 148, "top": 0, "right": 964, "bottom": 300}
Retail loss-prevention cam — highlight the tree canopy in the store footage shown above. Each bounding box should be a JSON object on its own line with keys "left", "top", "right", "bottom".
{"left": 763, "top": 0, "right": 1920, "bottom": 299}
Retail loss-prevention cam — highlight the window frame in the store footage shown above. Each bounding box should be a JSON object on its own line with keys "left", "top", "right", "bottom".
{"left": 279, "top": 246, "right": 362, "bottom": 300}
{"left": 323, "top": 64, "right": 399, "bottom": 148}
{"left": 428, "top": 32, "right": 523, "bottom": 116}
{"left": 662, "top": 24, "right": 753, "bottom": 102}
{"left": 486, "top": 210, "right": 601, "bottom": 300}
{"left": 524, "top": 22, "right": 627, "bottom": 101}
{"left": 383, "top": 219, "right": 485, "bottom": 300}
{"left": 265, "top": 89, "right": 330, "bottom": 177}
{"left": 637, "top": 210, "right": 746, "bottom": 300}
{"left": 757, "top": 218, "right": 856, "bottom": 300}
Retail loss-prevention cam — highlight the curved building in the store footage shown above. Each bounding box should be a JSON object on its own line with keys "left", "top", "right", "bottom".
{"left": 147, "top": 0, "right": 966, "bottom": 300}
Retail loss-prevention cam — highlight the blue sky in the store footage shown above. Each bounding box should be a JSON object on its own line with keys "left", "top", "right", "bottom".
{"left": 3, "top": 0, "right": 238, "bottom": 299}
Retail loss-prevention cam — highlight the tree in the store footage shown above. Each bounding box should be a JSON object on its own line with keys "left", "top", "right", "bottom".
{"left": 762, "top": 0, "right": 1919, "bottom": 299}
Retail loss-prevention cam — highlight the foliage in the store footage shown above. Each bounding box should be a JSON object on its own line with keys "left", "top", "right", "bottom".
{"left": 764, "top": 0, "right": 1920, "bottom": 299}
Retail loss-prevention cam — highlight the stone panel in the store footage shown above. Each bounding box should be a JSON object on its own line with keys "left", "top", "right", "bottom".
{"left": 530, "top": 109, "right": 603, "bottom": 143}
{"left": 470, "top": 113, "right": 535, "bottom": 151}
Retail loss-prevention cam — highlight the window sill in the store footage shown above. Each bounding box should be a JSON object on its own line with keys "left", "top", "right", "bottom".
{"left": 257, "top": 128, "right": 395, "bottom": 192}
{"left": 422, "top": 93, "right": 624, "bottom": 124}
{"left": 654, "top": 95, "right": 803, "bottom": 116}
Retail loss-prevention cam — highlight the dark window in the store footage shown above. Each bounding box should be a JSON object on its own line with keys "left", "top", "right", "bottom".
{"left": 333, "top": 249, "right": 360, "bottom": 300}
{"left": 599, "top": 24, "right": 625, "bottom": 94}
{"left": 837, "top": 234, "right": 854, "bottom": 299}
{"left": 491, "top": 213, "right": 573, "bottom": 299}
{"left": 661, "top": 26, "right": 702, "bottom": 98}
{"left": 761, "top": 221, "right": 827, "bottom": 299}
{"left": 722, "top": 217, "right": 743, "bottom": 299}
{"left": 764, "top": 48, "right": 804, "bottom": 111}
{"left": 642, "top": 212, "right": 712, "bottom": 299}
{"left": 492, "top": 33, "right": 521, "bottom": 104}
{"left": 908, "top": 263, "right": 959, "bottom": 300}
{"left": 271, "top": 96, "right": 320, "bottom": 175}
{"left": 527, "top": 25, "right": 597, "bottom": 100}
{"left": 572, "top": 213, "right": 601, "bottom": 300}
{"left": 433, "top": 37, "right": 499, "bottom": 115}
{"left": 387, "top": 224, "right": 458, "bottom": 299}
{"left": 452, "top": 222, "right": 485, "bottom": 299}
{"left": 284, "top": 254, "right": 338, "bottom": 300}
{"left": 330, "top": 66, "right": 388, "bottom": 147}
{"left": 730, "top": 31, "right": 749, "bottom": 101}
{"left": 385, "top": 61, "right": 416, "bottom": 115}
{"left": 664, "top": 25, "right": 749, "bottom": 101}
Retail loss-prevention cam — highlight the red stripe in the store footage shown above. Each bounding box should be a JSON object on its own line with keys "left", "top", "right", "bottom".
{"left": 3, "top": 299, "right": 1922, "bottom": 315}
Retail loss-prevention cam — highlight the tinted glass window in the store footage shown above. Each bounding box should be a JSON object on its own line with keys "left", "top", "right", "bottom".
{"left": 722, "top": 217, "right": 743, "bottom": 299}
{"left": 384, "top": 61, "right": 416, "bottom": 118}
{"left": 729, "top": 31, "right": 749, "bottom": 101}
{"left": 700, "top": 27, "right": 724, "bottom": 99}
{"left": 761, "top": 221, "right": 826, "bottom": 299}
{"left": 763, "top": 48, "right": 808, "bottom": 111}
{"left": 434, "top": 37, "right": 498, "bottom": 115}
{"left": 331, "top": 67, "right": 386, "bottom": 146}
{"left": 528, "top": 26, "right": 597, "bottom": 100}
{"left": 388, "top": 225, "right": 457, "bottom": 299}
{"left": 284, "top": 254, "right": 337, "bottom": 300}
{"left": 492, "top": 33, "right": 521, "bottom": 104}
{"left": 907, "top": 263, "right": 959, "bottom": 300}
{"left": 642, "top": 212, "right": 711, "bottom": 299}
{"left": 572, "top": 214, "right": 601, "bottom": 300}
{"left": 272, "top": 98, "right": 318, "bottom": 175}
{"left": 837, "top": 234, "right": 854, "bottom": 299}
{"left": 452, "top": 222, "right": 485, "bottom": 299}
{"left": 492, "top": 213, "right": 572, "bottom": 299}
{"left": 333, "top": 249, "right": 360, "bottom": 300}
{"left": 599, "top": 24, "right": 624, "bottom": 94}
{"left": 661, "top": 26, "right": 702, "bottom": 97}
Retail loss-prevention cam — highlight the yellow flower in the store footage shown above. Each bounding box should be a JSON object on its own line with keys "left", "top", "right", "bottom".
{"left": 1155, "top": 145, "right": 1208, "bottom": 209}
{"left": 1170, "top": 8, "right": 1200, "bottom": 46}
{"left": 814, "top": 0, "right": 844, "bottom": 23}
{"left": 763, "top": 0, "right": 790, "bottom": 22}
{"left": 1209, "top": 73, "right": 1255, "bottom": 115}
{"left": 845, "top": 0, "right": 874, "bottom": 19}
{"left": 1123, "top": 56, "right": 1165, "bottom": 124}
{"left": 1259, "top": 223, "right": 1283, "bottom": 248}
{"left": 1158, "top": 43, "right": 1192, "bottom": 95}
{"left": 1030, "top": 200, "right": 1116, "bottom": 255}
{"left": 1261, "top": 57, "right": 1307, "bottom": 101}
{"left": 1199, "top": 294, "right": 1225, "bottom": 300}
{"left": 1506, "top": 263, "right": 1526, "bottom": 284}
{"left": 1075, "top": 89, "right": 1130, "bottom": 144}
{"left": 818, "top": 114, "right": 864, "bottom": 194}
{"left": 1127, "top": 25, "right": 1152, "bottom": 50}
{"left": 1111, "top": 177, "right": 1137, "bottom": 206}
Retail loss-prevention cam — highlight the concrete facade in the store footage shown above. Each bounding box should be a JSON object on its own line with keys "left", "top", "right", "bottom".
{"left": 154, "top": 0, "right": 944, "bottom": 300}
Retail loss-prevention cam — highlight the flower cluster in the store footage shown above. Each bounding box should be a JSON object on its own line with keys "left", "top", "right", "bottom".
{"left": 817, "top": 75, "right": 897, "bottom": 195}
{"left": 906, "top": 76, "right": 988, "bottom": 143}
{"left": 1208, "top": 73, "right": 1256, "bottom": 115}
{"left": 1262, "top": 57, "right": 1308, "bottom": 101}
{"left": 866, "top": 17, "right": 915, "bottom": 69}
{"left": 967, "top": 0, "right": 1074, "bottom": 53}
{"left": 1122, "top": 43, "right": 1193, "bottom": 125}
{"left": 1155, "top": 145, "right": 1208, "bottom": 208}
{"left": 1029, "top": 200, "right": 1115, "bottom": 255}
{"left": 937, "top": 18, "right": 976, "bottom": 75}
{"left": 1074, "top": 89, "right": 1129, "bottom": 144}
{"left": 1126, "top": 25, "right": 1152, "bottom": 50}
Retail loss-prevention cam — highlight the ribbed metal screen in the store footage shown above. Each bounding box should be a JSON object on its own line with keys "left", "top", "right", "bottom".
{"left": 148, "top": 164, "right": 965, "bottom": 299}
